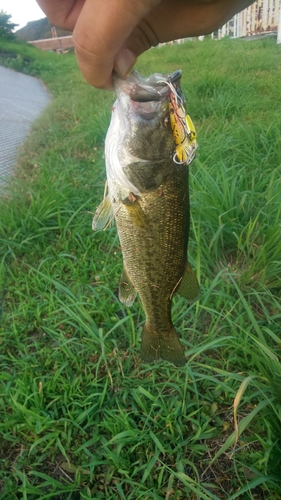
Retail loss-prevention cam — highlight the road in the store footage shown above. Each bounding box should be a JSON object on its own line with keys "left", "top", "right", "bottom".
{"left": 0, "top": 65, "right": 51, "bottom": 184}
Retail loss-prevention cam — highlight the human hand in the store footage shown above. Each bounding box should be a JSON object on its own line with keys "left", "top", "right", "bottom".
{"left": 36, "top": 0, "right": 254, "bottom": 89}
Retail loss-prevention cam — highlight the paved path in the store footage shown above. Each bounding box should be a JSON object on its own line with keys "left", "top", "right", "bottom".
{"left": 0, "top": 66, "right": 51, "bottom": 183}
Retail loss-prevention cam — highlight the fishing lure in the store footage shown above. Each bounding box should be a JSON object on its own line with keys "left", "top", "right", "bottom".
{"left": 167, "top": 81, "right": 198, "bottom": 166}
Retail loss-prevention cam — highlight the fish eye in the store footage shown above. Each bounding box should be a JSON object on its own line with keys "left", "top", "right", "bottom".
{"left": 164, "top": 115, "right": 170, "bottom": 128}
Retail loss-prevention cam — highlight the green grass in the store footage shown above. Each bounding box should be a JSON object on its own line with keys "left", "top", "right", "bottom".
{"left": 0, "top": 37, "right": 281, "bottom": 499}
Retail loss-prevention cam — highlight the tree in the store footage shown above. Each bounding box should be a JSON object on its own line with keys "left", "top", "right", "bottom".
{"left": 0, "top": 10, "right": 19, "bottom": 40}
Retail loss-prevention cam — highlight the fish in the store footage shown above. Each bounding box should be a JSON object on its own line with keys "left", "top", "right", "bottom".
{"left": 93, "top": 69, "right": 199, "bottom": 366}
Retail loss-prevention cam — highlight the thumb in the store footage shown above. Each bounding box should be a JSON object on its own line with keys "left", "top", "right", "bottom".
{"left": 73, "top": 0, "right": 161, "bottom": 89}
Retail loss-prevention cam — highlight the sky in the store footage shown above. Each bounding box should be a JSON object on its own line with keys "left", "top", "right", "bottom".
{"left": 0, "top": 0, "right": 45, "bottom": 29}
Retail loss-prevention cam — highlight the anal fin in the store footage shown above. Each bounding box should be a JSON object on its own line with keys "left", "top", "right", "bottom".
{"left": 119, "top": 265, "right": 137, "bottom": 307}
{"left": 176, "top": 262, "right": 200, "bottom": 301}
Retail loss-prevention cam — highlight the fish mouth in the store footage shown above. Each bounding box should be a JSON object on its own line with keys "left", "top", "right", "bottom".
{"left": 113, "top": 69, "right": 182, "bottom": 121}
{"left": 113, "top": 69, "right": 182, "bottom": 102}
{"left": 129, "top": 69, "right": 182, "bottom": 103}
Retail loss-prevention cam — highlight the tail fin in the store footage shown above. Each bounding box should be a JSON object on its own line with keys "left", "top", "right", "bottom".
{"left": 140, "top": 325, "right": 186, "bottom": 367}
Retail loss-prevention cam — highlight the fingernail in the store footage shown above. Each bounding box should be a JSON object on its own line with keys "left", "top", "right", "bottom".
{"left": 114, "top": 49, "right": 137, "bottom": 78}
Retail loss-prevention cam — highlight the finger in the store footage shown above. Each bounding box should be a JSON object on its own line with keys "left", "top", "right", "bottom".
{"left": 73, "top": 0, "right": 161, "bottom": 89}
{"left": 36, "top": 0, "right": 86, "bottom": 30}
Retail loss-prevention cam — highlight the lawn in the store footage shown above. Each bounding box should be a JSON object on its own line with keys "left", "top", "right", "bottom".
{"left": 0, "top": 37, "right": 281, "bottom": 499}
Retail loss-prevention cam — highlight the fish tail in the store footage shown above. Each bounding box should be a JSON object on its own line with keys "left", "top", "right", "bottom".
{"left": 140, "top": 325, "right": 186, "bottom": 367}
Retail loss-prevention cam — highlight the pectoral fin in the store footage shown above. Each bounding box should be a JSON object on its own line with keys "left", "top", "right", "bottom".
{"left": 119, "top": 265, "right": 137, "bottom": 307}
{"left": 92, "top": 195, "right": 113, "bottom": 230}
{"left": 177, "top": 262, "right": 200, "bottom": 301}
{"left": 122, "top": 196, "right": 149, "bottom": 231}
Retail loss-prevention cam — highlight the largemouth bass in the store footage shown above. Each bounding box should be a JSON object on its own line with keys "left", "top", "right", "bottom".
{"left": 93, "top": 70, "right": 199, "bottom": 366}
